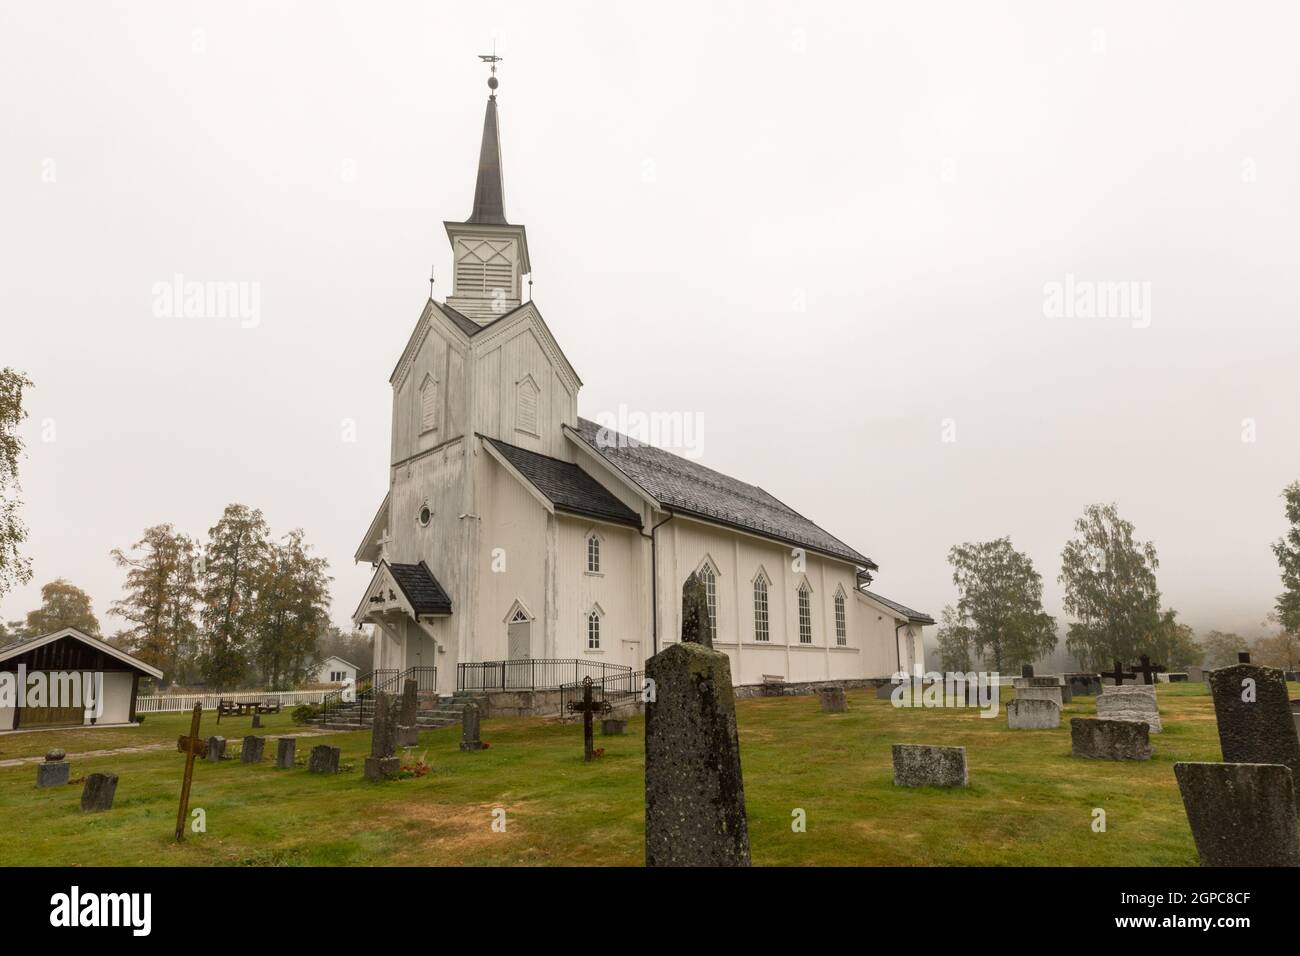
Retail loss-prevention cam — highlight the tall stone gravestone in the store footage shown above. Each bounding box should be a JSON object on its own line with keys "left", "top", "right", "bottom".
{"left": 1174, "top": 762, "right": 1300, "bottom": 866}
{"left": 681, "top": 571, "right": 712, "bottom": 649}
{"left": 397, "top": 678, "right": 420, "bottom": 748}
{"left": 206, "top": 736, "right": 226, "bottom": 762}
{"left": 644, "top": 641, "right": 750, "bottom": 866}
{"left": 1207, "top": 663, "right": 1300, "bottom": 783}
{"left": 275, "top": 738, "right": 295, "bottom": 769}
{"left": 460, "top": 701, "right": 484, "bottom": 751}
{"left": 241, "top": 735, "right": 266, "bottom": 763}
{"left": 364, "top": 691, "right": 401, "bottom": 781}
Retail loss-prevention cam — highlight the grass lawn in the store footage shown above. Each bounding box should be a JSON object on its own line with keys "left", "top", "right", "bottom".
{"left": 0, "top": 683, "right": 1245, "bottom": 866}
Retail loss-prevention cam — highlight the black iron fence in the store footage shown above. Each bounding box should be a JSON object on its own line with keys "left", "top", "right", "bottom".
{"left": 558, "top": 669, "right": 646, "bottom": 715}
{"left": 457, "top": 658, "right": 632, "bottom": 693}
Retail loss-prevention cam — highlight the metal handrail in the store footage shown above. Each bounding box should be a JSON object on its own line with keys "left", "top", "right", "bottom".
{"left": 559, "top": 669, "right": 645, "bottom": 715}
{"left": 457, "top": 658, "right": 632, "bottom": 692}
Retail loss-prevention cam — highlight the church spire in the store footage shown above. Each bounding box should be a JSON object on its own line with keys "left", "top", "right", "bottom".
{"left": 467, "top": 51, "right": 508, "bottom": 225}
{"left": 443, "top": 51, "right": 531, "bottom": 325}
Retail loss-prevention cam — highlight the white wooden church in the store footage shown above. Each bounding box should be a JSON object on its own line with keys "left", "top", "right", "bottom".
{"left": 353, "top": 70, "right": 931, "bottom": 695}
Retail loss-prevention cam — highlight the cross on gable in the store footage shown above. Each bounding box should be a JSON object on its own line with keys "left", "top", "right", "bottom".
{"left": 1103, "top": 659, "right": 1136, "bottom": 685}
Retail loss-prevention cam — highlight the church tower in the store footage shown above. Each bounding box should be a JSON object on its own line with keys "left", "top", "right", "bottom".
{"left": 444, "top": 60, "right": 532, "bottom": 324}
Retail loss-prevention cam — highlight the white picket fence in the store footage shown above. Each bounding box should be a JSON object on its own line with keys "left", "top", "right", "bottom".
{"left": 135, "top": 689, "right": 330, "bottom": 714}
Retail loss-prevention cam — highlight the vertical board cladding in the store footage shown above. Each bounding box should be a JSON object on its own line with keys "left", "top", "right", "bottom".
{"left": 392, "top": 316, "right": 465, "bottom": 464}
{"left": 474, "top": 451, "right": 550, "bottom": 662}
{"left": 470, "top": 320, "right": 576, "bottom": 459}
{"left": 556, "top": 517, "right": 644, "bottom": 667}
{"left": 390, "top": 438, "right": 466, "bottom": 616}
{"left": 660, "top": 516, "right": 869, "bottom": 685}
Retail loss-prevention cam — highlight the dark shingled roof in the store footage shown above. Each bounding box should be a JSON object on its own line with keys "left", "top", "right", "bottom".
{"left": 483, "top": 436, "right": 642, "bottom": 528}
{"left": 858, "top": 588, "right": 934, "bottom": 625}
{"left": 388, "top": 561, "right": 453, "bottom": 615}
{"left": 573, "top": 418, "right": 874, "bottom": 568}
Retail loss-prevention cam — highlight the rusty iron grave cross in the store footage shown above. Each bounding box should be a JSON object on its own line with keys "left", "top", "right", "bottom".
{"left": 1103, "top": 659, "right": 1136, "bottom": 687}
{"left": 1130, "top": 654, "right": 1166, "bottom": 686}
{"left": 175, "top": 702, "right": 204, "bottom": 841}
{"left": 567, "top": 676, "right": 612, "bottom": 762}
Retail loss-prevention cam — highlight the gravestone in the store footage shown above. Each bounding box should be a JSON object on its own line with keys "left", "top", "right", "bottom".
{"left": 1070, "top": 717, "right": 1151, "bottom": 760}
{"left": 241, "top": 735, "right": 266, "bottom": 763}
{"left": 1007, "top": 698, "right": 1060, "bottom": 729}
{"left": 397, "top": 678, "right": 420, "bottom": 748}
{"left": 1066, "top": 674, "right": 1103, "bottom": 696}
{"left": 818, "top": 685, "right": 848, "bottom": 713}
{"left": 1174, "top": 762, "right": 1300, "bottom": 867}
{"left": 251, "top": 714, "right": 262, "bottom": 729}
{"left": 1187, "top": 666, "right": 1205, "bottom": 683}
{"left": 364, "top": 691, "right": 401, "bottom": 780}
{"left": 1021, "top": 664, "right": 1034, "bottom": 678}
{"left": 644, "top": 641, "right": 750, "bottom": 866}
{"left": 601, "top": 718, "right": 627, "bottom": 735}
{"left": 875, "top": 683, "right": 898, "bottom": 700}
{"left": 206, "top": 736, "right": 226, "bottom": 762}
{"left": 36, "top": 749, "right": 70, "bottom": 788}
{"left": 892, "top": 744, "right": 968, "bottom": 787}
{"left": 1207, "top": 663, "right": 1300, "bottom": 782}
{"left": 80, "top": 772, "right": 118, "bottom": 811}
{"left": 1015, "top": 685, "right": 1064, "bottom": 707}
{"left": 459, "top": 701, "right": 484, "bottom": 751}
{"left": 681, "top": 572, "right": 713, "bottom": 649}
{"left": 1096, "top": 685, "right": 1163, "bottom": 732}
{"left": 1168, "top": 673, "right": 1188, "bottom": 683}
{"left": 275, "top": 738, "right": 295, "bottom": 769}
{"left": 308, "top": 744, "right": 340, "bottom": 774}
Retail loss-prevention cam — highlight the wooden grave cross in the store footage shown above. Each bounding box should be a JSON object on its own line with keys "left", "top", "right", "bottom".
{"left": 175, "top": 702, "right": 203, "bottom": 842}
{"left": 1130, "top": 654, "right": 1166, "bottom": 686}
{"left": 1103, "top": 659, "right": 1135, "bottom": 687}
{"left": 566, "top": 677, "right": 612, "bottom": 762}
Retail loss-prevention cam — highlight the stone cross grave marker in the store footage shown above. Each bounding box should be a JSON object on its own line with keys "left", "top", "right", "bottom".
{"left": 568, "top": 677, "right": 612, "bottom": 762}
{"left": 175, "top": 703, "right": 203, "bottom": 840}
{"left": 1130, "top": 654, "right": 1166, "bottom": 686}
{"left": 1103, "top": 660, "right": 1136, "bottom": 686}
{"left": 644, "top": 641, "right": 750, "bottom": 866}
{"left": 1207, "top": 663, "right": 1300, "bottom": 782}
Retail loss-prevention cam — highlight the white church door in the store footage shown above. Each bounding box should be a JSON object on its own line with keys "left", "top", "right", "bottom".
{"left": 623, "top": 640, "right": 641, "bottom": 671}
{"left": 507, "top": 608, "right": 531, "bottom": 661}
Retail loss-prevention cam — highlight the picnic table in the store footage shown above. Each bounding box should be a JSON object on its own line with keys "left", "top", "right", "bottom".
{"left": 216, "top": 698, "right": 283, "bottom": 723}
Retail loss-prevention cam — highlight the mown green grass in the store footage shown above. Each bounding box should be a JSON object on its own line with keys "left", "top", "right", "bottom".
{"left": 0, "top": 683, "right": 1242, "bottom": 866}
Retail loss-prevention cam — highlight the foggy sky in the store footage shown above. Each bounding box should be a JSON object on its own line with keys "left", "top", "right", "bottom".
{"left": 3, "top": 0, "right": 1298, "bottom": 644}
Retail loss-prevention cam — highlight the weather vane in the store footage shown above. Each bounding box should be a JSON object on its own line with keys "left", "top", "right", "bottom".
{"left": 478, "top": 42, "right": 503, "bottom": 95}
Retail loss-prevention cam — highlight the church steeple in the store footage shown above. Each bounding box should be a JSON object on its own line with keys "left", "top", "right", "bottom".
{"left": 466, "top": 93, "right": 507, "bottom": 225}
{"left": 443, "top": 55, "right": 531, "bottom": 325}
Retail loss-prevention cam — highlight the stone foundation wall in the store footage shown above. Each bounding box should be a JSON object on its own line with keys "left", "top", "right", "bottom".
{"left": 733, "top": 677, "right": 893, "bottom": 700}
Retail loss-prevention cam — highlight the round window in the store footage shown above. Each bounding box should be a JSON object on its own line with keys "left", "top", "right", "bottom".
{"left": 418, "top": 504, "right": 432, "bottom": 527}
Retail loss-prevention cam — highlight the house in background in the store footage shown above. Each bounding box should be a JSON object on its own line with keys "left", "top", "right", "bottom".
{"left": 0, "top": 627, "right": 162, "bottom": 731}
{"left": 315, "top": 656, "right": 358, "bottom": 688}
